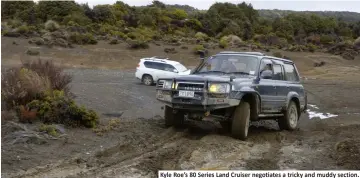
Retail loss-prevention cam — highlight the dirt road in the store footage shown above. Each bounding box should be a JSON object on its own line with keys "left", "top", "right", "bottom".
{"left": 2, "top": 67, "right": 360, "bottom": 178}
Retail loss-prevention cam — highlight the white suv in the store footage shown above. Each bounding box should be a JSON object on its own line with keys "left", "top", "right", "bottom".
{"left": 135, "top": 56, "right": 191, "bottom": 86}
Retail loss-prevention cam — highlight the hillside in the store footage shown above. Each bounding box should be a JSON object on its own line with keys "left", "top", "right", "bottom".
{"left": 258, "top": 9, "right": 360, "bottom": 22}
{"left": 1, "top": 0, "right": 359, "bottom": 61}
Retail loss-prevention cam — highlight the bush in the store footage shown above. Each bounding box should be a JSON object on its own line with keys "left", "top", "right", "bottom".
{"left": 220, "top": 35, "right": 242, "bottom": 47}
{"left": 26, "top": 47, "right": 40, "bottom": 55}
{"left": 69, "top": 32, "right": 97, "bottom": 45}
{"left": 16, "top": 25, "right": 29, "bottom": 34}
{"left": 1, "top": 59, "right": 73, "bottom": 110}
{"left": 27, "top": 90, "right": 99, "bottom": 128}
{"left": 45, "top": 20, "right": 60, "bottom": 32}
{"left": 272, "top": 52, "right": 283, "bottom": 58}
{"left": 195, "top": 32, "right": 209, "bottom": 41}
{"left": 219, "top": 38, "right": 228, "bottom": 48}
{"left": 127, "top": 40, "right": 149, "bottom": 49}
{"left": 38, "top": 124, "right": 58, "bottom": 137}
{"left": 109, "top": 39, "right": 119, "bottom": 45}
{"left": 306, "top": 43, "right": 317, "bottom": 52}
{"left": 193, "top": 44, "right": 205, "bottom": 54}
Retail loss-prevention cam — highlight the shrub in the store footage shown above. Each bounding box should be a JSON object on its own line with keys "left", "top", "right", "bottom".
{"left": 306, "top": 43, "right": 317, "bottom": 52}
{"left": 26, "top": 47, "right": 40, "bottom": 55}
{"left": 272, "top": 52, "right": 283, "bottom": 58}
{"left": 27, "top": 90, "right": 99, "bottom": 128}
{"left": 69, "top": 32, "right": 97, "bottom": 45}
{"left": 320, "top": 35, "right": 335, "bottom": 45}
{"left": 193, "top": 44, "right": 205, "bottom": 54}
{"left": 109, "top": 39, "right": 119, "bottom": 45}
{"left": 220, "top": 35, "right": 242, "bottom": 47}
{"left": 17, "top": 25, "right": 29, "bottom": 34}
{"left": 219, "top": 38, "right": 228, "bottom": 48}
{"left": 38, "top": 124, "right": 58, "bottom": 137}
{"left": 1, "top": 59, "right": 73, "bottom": 110}
{"left": 127, "top": 40, "right": 149, "bottom": 49}
{"left": 195, "top": 32, "right": 209, "bottom": 41}
{"left": 45, "top": 20, "right": 60, "bottom": 32}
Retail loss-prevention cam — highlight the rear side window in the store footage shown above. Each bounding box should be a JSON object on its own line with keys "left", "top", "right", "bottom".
{"left": 283, "top": 63, "right": 299, "bottom": 81}
{"left": 272, "top": 64, "right": 284, "bottom": 80}
{"left": 144, "top": 61, "right": 164, "bottom": 70}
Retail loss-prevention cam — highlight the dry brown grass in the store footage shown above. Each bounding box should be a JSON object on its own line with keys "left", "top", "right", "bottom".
{"left": 1, "top": 59, "right": 73, "bottom": 110}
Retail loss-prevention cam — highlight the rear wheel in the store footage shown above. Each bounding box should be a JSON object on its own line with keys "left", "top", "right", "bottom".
{"left": 164, "top": 106, "right": 185, "bottom": 128}
{"left": 231, "top": 101, "right": 251, "bottom": 140}
{"left": 142, "top": 75, "right": 153, "bottom": 86}
{"left": 278, "top": 100, "right": 299, "bottom": 130}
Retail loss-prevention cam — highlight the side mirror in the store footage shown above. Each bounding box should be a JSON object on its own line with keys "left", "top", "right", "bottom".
{"left": 260, "top": 70, "right": 273, "bottom": 79}
{"left": 173, "top": 69, "right": 178, "bottom": 73}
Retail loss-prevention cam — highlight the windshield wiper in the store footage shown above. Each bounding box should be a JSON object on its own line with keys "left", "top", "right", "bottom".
{"left": 227, "top": 71, "right": 251, "bottom": 75}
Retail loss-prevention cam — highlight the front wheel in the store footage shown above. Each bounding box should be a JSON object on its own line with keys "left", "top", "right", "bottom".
{"left": 142, "top": 75, "right": 153, "bottom": 86}
{"left": 278, "top": 100, "right": 299, "bottom": 130}
{"left": 164, "top": 106, "right": 185, "bottom": 128}
{"left": 231, "top": 101, "right": 251, "bottom": 140}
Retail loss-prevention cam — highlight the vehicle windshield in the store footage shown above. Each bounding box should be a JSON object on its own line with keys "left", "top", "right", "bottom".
{"left": 174, "top": 63, "right": 188, "bottom": 72}
{"left": 195, "top": 55, "right": 260, "bottom": 76}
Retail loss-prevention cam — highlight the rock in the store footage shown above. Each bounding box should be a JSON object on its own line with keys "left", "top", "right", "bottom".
{"left": 12, "top": 41, "right": 18, "bottom": 45}
{"left": 109, "top": 39, "right": 119, "bottom": 45}
{"left": 181, "top": 46, "right": 188, "bottom": 50}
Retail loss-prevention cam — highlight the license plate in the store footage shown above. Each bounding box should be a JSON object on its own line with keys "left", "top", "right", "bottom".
{"left": 178, "top": 90, "right": 195, "bottom": 98}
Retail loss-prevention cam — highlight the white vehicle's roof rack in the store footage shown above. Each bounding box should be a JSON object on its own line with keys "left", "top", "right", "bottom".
{"left": 218, "top": 51, "right": 265, "bottom": 56}
{"left": 143, "top": 56, "right": 169, "bottom": 63}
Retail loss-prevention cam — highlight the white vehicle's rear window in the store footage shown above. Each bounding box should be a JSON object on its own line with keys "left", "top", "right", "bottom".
{"left": 175, "top": 63, "right": 187, "bottom": 72}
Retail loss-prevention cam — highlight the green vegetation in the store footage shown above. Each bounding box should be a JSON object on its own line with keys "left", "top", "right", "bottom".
{"left": 1, "top": 0, "right": 359, "bottom": 53}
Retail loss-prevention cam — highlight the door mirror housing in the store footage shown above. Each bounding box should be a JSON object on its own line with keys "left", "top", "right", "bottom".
{"left": 173, "top": 69, "right": 178, "bottom": 73}
{"left": 260, "top": 70, "right": 273, "bottom": 79}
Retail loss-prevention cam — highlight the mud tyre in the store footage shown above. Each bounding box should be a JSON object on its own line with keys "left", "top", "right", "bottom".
{"left": 278, "top": 100, "right": 299, "bottom": 131}
{"left": 142, "top": 74, "right": 153, "bottom": 86}
{"left": 231, "top": 101, "right": 251, "bottom": 140}
{"left": 164, "top": 105, "right": 185, "bottom": 128}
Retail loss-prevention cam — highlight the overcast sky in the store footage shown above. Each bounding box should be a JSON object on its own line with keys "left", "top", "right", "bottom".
{"left": 74, "top": 0, "right": 360, "bottom": 12}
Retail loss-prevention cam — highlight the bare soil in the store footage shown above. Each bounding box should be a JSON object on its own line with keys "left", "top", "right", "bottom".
{"left": 1, "top": 37, "right": 360, "bottom": 178}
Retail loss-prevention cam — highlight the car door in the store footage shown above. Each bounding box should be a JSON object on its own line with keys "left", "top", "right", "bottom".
{"left": 256, "top": 58, "right": 277, "bottom": 113}
{"left": 163, "top": 64, "right": 179, "bottom": 78}
{"left": 271, "top": 61, "right": 287, "bottom": 112}
{"left": 282, "top": 62, "right": 304, "bottom": 108}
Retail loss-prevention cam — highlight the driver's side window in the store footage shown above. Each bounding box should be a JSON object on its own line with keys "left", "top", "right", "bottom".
{"left": 259, "top": 59, "right": 274, "bottom": 79}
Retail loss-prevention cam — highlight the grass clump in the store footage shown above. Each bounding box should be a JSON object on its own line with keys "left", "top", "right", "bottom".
{"left": 93, "top": 118, "right": 120, "bottom": 136}
{"left": 193, "top": 44, "right": 205, "bottom": 54}
{"left": 38, "top": 124, "right": 58, "bottom": 137}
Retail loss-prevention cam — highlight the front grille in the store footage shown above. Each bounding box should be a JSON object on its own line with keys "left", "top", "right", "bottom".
{"left": 157, "top": 80, "right": 164, "bottom": 88}
{"left": 176, "top": 82, "right": 204, "bottom": 91}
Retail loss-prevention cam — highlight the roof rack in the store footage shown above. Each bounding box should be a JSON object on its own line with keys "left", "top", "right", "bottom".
{"left": 143, "top": 56, "right": 169, "bottom": 63}
{"left": 218, "top": 51, "right": 265, "bottom": 56}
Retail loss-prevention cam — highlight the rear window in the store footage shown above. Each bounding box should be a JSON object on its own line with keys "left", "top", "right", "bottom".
{"left": 283, "top": 63, "right": 299, "bottom": 81}
{"left": 174, "top": 63, "right": 187, "bottom": 72}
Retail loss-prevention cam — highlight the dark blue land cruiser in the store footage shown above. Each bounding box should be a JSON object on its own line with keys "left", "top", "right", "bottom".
{"left": 155, "top": 51, "right": 307, "bottom": 140}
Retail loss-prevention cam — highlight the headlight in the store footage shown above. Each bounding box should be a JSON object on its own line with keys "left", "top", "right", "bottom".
{"left": 208, "top": 83, "right": 230, "bottom": 93}
{"left": 162, "top": 80, "right": 173, "bottom": 89}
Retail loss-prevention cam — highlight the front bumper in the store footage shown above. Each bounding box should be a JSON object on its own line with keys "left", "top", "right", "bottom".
{"left": 156, "top": 89, "right": 240, "bottom": 111}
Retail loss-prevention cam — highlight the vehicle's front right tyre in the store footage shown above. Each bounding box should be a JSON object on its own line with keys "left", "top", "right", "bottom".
{"left": 231, "top": 101, "right": 251, "bottom": 140}
{"left": 164, "top": 105, "right": 185, "bottom": 128}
